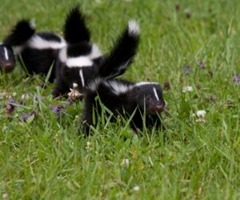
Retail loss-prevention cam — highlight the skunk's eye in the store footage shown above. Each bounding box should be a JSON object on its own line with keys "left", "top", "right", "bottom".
{"left": 145, "top": 95, "right": 151, "bottom": 101}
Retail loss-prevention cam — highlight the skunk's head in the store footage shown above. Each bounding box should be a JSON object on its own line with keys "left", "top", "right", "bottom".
{"left": 57, "top": 41, "right": 103, "bottom": 93}
{"left": 132, "top": 82, "right": 165, "bottom": 114}
{"left": 0, "top": 44, "right": 15, "bottom": 73}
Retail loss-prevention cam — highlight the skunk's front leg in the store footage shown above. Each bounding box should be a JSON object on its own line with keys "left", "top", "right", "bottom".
{"left": 52, "top": 78, "right": 70, "bottom": 98}
{"left": 81, "top": 95, "right": 97, "bottom": 136}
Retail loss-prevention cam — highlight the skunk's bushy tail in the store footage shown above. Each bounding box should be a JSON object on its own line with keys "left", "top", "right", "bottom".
{"left": 64, "top": 5, "right": 90, "bottom": 44}
{"left": 98, "top": 20, "right": 140, "bottom": 79}
{"left": 3, "top": 19, "right": 36, "bottom": 47}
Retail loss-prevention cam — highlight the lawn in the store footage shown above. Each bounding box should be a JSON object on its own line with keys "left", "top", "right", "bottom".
{"left": 0, "top": 0, "right": 240, "bottom": 199}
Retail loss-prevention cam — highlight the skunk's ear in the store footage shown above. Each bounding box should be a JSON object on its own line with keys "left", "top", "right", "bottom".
{"left": 64, "top": 5, "right": 90, "bottom": 44}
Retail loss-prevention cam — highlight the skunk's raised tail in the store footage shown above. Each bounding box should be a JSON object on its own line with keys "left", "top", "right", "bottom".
{"left": 98, "top": 20, "right": 140, "bottom": 79}
{"left": 64, "top": 5, "right": 90, "bottom": 44}
{"left": 3, "top": 19, "right": 36, "bottom": 47}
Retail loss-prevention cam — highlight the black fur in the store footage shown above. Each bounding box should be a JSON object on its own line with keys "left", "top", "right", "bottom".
{"left": 3, "top": 20, "right": 65, "bottom": 82}
{"left": 37, "top": 32, "right": 63, "bottom": 42}
{"left": 19, "top": 47, "right": 59, "bottom": 81}
{"left": 53, "top": 6, "right": 102, "bottom": 97}
{"left": 66, "top": 42, "right": 93, "bottom": 57}
{"left": 3, "top": 19, "right": 35, "bottom": 46}
{"left": 53, "top": 42, "right": 102, "bottom": 97}
{"left": 64, "top": 5, "right": 90, "bottom": 44}
{"left": 0, "top": 44, "right": 15, "bottom": 73}
{"left": 82, "top": 79, "right": 165, "bottom": 135}
{"left": 0, "top": 19, "right": 33, "bottom": 73}
{"left": 98, "top": 21, "right": 140, "bottom": 79}
{"left": 53, "top": 19, "right": 140, "bottom": 98}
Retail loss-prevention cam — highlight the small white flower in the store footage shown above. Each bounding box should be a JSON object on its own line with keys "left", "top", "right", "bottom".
{"left": 133, "top": 185, "right": 140, "bottom": 192}
{"left": 85, "top": 141, "right": 92, "bottom": 151}
{"left": 87, "top": 141, "right": 91, "bottom": 147}
{"left": 73, "top": 82, "right": 78, "bottom": 88}
{"left": 67, "top": 88, "right": 83, "bottom": 101}
{"left": 121, "top": 158, "right": 130, "bottom": 167}
{"left": 2, "top": 192, "right": 8, "bottom": 200}
{"left": 195, "top": 110, "right": 207, "bottom": 123}
{"left": 182, "top": 86, "right": 193, "bottom": 93}
{"left": 21, "top": 94, "right": 30, "bottom": 100}
{"left": 196, "top": 110, "right": 206, "bottom": 118}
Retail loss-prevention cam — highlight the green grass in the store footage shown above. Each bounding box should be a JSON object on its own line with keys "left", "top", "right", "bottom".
{"left": 1, "top": 0, "right": 240, "bottom": 199}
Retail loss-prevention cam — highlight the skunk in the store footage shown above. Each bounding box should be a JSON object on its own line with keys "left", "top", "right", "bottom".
{"left": 3, "top": 19, "right": 66, "bottom": 82}
{"left": 82, "top": 79, "right": 166, "bottom": 135}
{"left": 52, "top": 17, "right": 140, "bottom": 98}
{"left": 52, "top": 5, "right": 103, "bottom": 97}
{"left": 0, "top": 43, "right": 15, "bottom": 73}
{"left": 53, "top": 42, "right": 103, "bottom": 97}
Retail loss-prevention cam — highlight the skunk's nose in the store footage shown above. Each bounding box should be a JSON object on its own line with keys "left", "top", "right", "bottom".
{"left": 5, "top": 62, "right": 14, "bottom": 67}
{"left": 1, "top": 62, "right": 15, "bottom": 72}
{"left": 150, "top": 101, "right": 164, "bottom": 113}
{"left": 156, "top": 100, "right": 166, "bottom": 112}
{"left": 155, "top": 104, "right": 165, "bottom": 112}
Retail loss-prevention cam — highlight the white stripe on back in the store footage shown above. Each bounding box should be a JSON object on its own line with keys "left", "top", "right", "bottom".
{"left": 66, "top": 57, "right": 93, "bottom": 68}
{"left": 28, "top": 35, "right": 66, "bottom": 50}
{"left": 104, "top": 80, "right": 132, "bottom": 95}
{"left": 59, "top": 47, "right": 94, "bottom": 68}
{"left": 134, "top": 82, "right": 159, "bottom": 87}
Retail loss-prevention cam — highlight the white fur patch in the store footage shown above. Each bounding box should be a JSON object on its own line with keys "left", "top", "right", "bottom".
{"left": 66, "top": 57, "right": 93, "bottom": 68}
{"left": 89, "top": 44, "right": 102, "bottom": 59}
{"left": 153, "top": 87, "right": 159, "bottom": 101}
{"left": 28, "top": 35, "right": 66, "bottom": 50}
{"left": 88, "top": 79, "right": 131, "bottom": 94}
{"left": 104, "top": 80, "right": 132, "bottom": 95}
{"left": 59, "top": 47, "right": 67, "bottom": 62}
{"left": 3, "top": 47, "right": 9, "bottom": 60}
{"left": 88, "top": 78, "right": 102, "bottom": 91}
{"left": 128, "top": 20, "right": 140, "bottom": 36}
{"left": 79, "top": 69, "right": 85, "bottom": 87}
{"left": 134, "top": 82, "right": 159, "bottom": 87}
{"left": 30, "top": 20, "right": 36, "bottom": 30}
{"left": 73, "top": 82, "right": 78, "bottom": 88}
{"left": 89, "top": 80, "right": 160, "bottom": 95}
{"left": 59, "top": 47, "right": 95, "bottom": 68}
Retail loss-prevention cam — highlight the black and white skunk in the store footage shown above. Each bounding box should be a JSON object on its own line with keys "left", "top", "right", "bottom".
{"left": 52, "top": 17, "right": 140, "bottom": 98}
{"left": 3, "top": 19, "right": 66, "bottom": 82}
{"left": 52, "top": 6, "right": 102, "bottom": 97}
{"left": 0, "top": 43, "right": 15, "bottom": 73}
{"left": 82, "top": 79, "right": 166, "bottom": 135}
